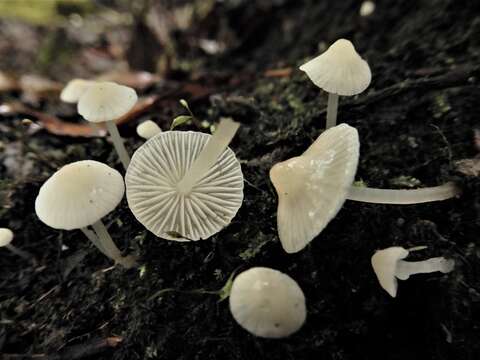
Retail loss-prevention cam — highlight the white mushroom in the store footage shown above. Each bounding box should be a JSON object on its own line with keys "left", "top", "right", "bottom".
{"left": 229, "top": 267, "right": 306, "bottom": 338}
{"left": 0, "top": 228, "right": 33, "bottom": 261}
{"left": 359, "top": 1, "right": 376, "bottom": 17}
{"left": 371, "top": 246, "right": 455, "bottom": 297}
{"left": 270, "top": 123, "right": 460, "bottom": 253}
{"left": 78, "top": 81, "right": 137, "bottom": 170}
{"left": 126, "top": 118, "right": 243, "bottom": 241}
{"left": 299, "top": 39, "right": 371, "bottom": 128}
{"left": 270, "top": 123, "right": 359, "bottom": 253}
{"left": 136, "top": 120, "right": 162, "bottom": 140}
{"left": 60, "top": 79, "right": 93, "bottom": 103}
{"left": 35, "top": 160, "right": 135, "bottom": 268}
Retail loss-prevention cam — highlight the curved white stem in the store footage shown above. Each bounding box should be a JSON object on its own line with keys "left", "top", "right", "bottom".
{"left": 91, "top": 220, "right": 136, "bottom": 268}
{"left": 396, "top": 257, "right": 455, "bottom": 280}
{"left": 80, "top": 227, "right": 109, "bottom": 257}
{"left": 326, "top": 93, "right": 339, "bottom": 129}
{"left": 105, "top": 120, "right": 130, "bottom": 170}
{"left": 347, "top": 182, "right": 459, "bottom": 204}
{"left": 177, "top": 118, "right": 240, "bottom": 194}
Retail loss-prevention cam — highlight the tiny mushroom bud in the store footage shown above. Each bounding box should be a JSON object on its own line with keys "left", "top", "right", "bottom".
{"left": 35, "top": 160, "right": 136, "bottom": 268}
{"left": 0, "top": 227, "right": 34, "bottom": 261}
{"left": 371, "top": 246, "right": 455, "bottom": 297}
{"left": 270, "top": 123, "right": 461, "bottom": 253}
{"left": 300, "top": 39, "right": 371, "bottom": 128}
{"left": 360, "top": 1, "right": 376, "bottom": 17}
{"left": 78, "top": 81, "right": 137, "bottom": 170}
{"left": 60, "top": 79, "right": 93, "bottom": 103}
{"left": 229, "top": 267, "right": 306, "bottom": 338}
{"left": 136, "top": 120, "right": 162, "bottom": 140}
{"left": 126, "top": 118, "right": 244, "bottom": 241}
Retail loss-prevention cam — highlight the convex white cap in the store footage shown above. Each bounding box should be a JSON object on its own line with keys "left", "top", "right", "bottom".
{"left": 0, "top": 228, "right": 14, "bottom": 247}
{"left": 299, "top": 39, "right": 371, "bottom": 96}
{"left": 126, "top": 131, "right": 244, "bottom": 241}
{"left": 35, "top": 160, "right": 125, "bottom": 230}
{"left": 229, "top": 267, "right": 306, "bottom": 338}
{"left": 270, "top": 123, "right": 359, "bottom": 253}
{"left": 60, "top": 79, "right": 93, "bottom": 103}
{"left": 78, "top": 81, "right": 137, "bottom": 123}
{"left": 136, "top": 120, "right": 162, "bottom": 140}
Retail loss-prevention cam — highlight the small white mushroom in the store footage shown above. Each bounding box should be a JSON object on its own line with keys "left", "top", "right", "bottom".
{"left": 126, "top": 118, "right": 244, "bottom": 241}
{"left": 35, "top": 160, "right": 135, "bottom": 268}
{"left": 229, "top": 267, "right": 306, "bottom": 338}
{"left": 78, "top": 81, "right": 137, "bottom": 170}
{"left": 371, "top": 246, "right": 455, "bottom": 297}
{"left": 270, "top": 123, "right": 359, "bottom": 253}
{"left": 136, "top": 120, "right": 162, "bottom": 140}
{"left": 60, "top": 79, "right": 93, "bottom": 103}
{"left": 300, "top": 39, "right": 371, "bottom": 128}
{"left": 270, "top": 123, "right": 460, "bottom": 253}
{"left": 359, "top": 1, "right": 376, "bottom": 17}
{"left": 0, "top": 228, "right": 33, "bottom": 261}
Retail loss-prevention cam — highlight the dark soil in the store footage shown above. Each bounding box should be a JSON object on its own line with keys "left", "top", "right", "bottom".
{"left": 1, "top": 0, "right": 480, "bottom": 359}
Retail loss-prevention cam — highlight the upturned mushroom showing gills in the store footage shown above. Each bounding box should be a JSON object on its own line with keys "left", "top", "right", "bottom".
{"left": 126, "top": 117, "right": 244, "bottom": 241}
{"left": 299, "top": 39, "right": 371, "bottom": 129}
{"left": 78, "top": 81, "right": 137, "bottom": 170}
{"left": 35, "top": 160, "right": 136, "bottom": 268}
{"left": 270, "top": 123, "right": 461, "bottom": 253}
{"left": 229, "top": 267, "right": 306, "bottom": 338}
{"left": 371, "top": 246, "right": 455, "bottom": 297}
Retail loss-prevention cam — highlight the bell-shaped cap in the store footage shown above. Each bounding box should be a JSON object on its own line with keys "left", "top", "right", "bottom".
{"left": 136, "top": 120, "right": 162, "bottom": 139}
{"left": 371, "top": 247, "right": 409, "bottom": 298}
{"left": 229, "top": 267, "right": 306, "bottom": 338}
{"left": 78, "top": 81, "right": 137, "bottom": 123}
{"left": 299, "top": 39, "right": 371, "bottom": 96}
{"left": 35, "top": 160, "right": 125, "bottom": 230}
{"left": 270, "top": 123, "right": 359, "bottom": 253}
{"left": 0, "top": 228, "right": 14, "bottom": 247}
{"left": 60, "top": 79, "right": 93, "bottom": 103}
{"left": 125, "top": 131, "right": 244, "bottom": 241}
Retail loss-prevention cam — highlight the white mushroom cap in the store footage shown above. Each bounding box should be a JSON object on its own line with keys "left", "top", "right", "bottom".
{"left": 35, "top": 160, "right": 125, "bottom": 230}
{"left": 371, "top": 246, "right": 409, "bottom": 297}
{"left": 299, "top": 39, "right": 371, "bottom": 96}
{"left": 136, "top": 120, "right": 162, "bottom": 140}
{"left": 229, "top": 267, "right": 306, "bottom": 338}
{"left": 270, "top": 123, "right": 359, "bottom": 253}
{"left": 60, "top": 79, "right": 93, "bottom": 103}
{"left": 78, "top": 81, "right": 138, "bottom": 123}
{"left": 0, "top": 228, "right": 14, "bottom": 247}
{"left": 126, "top": 131, "right": 244, "bottom": 241}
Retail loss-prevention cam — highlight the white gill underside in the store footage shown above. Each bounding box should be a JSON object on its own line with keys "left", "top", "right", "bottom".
{"left": 126, "top": 131, "right": 244, "bottom": 241}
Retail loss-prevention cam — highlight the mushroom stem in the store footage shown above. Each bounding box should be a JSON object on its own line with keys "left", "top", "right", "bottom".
{"left": 80, "top": 227, "right": 109, "bottom": 257}
{"left": 326, "top": 93, "right": 339, "bottom": 129}
{"left": 105, "top": 120, "right": 130, "bottom": 170}
{"left": 91, "top": 220, "right": 136, "bottom": 268}
{"left": 177, "top": 118, "right": 240, "bottom": 194}
{"left": 347, "top": 182, "right": 459, "bottom": 204}
{"left": 396, "top": 257, "right": 455, "bottom": 280}
{"left": 5, "top": 243, "right": 33, "bottom": 261}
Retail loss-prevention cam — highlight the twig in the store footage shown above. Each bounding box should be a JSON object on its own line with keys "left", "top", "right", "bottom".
{"left": 309, "top": 64, "right": 480, "bottom": 124}
{"left": 2, "top": 336, "right": 123, "bottom": 360}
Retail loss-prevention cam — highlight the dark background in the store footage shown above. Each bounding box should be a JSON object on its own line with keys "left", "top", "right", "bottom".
{"left": 1, "top": 0, "right": 479, "bottom": 359}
